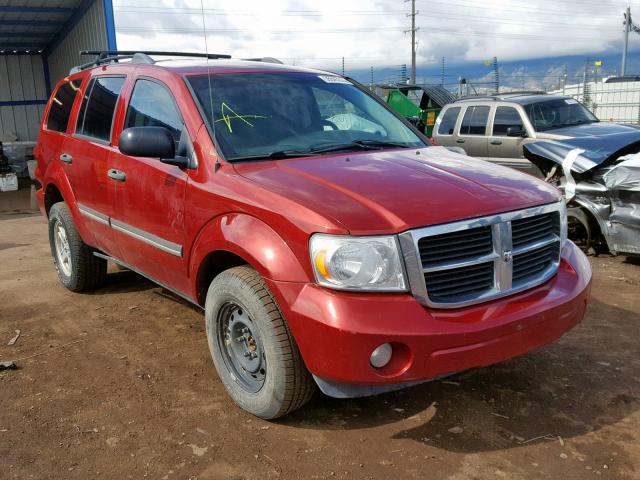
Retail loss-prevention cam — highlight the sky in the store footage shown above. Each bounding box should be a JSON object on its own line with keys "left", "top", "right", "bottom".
{"left": 113, "top": 0, "right": 640, "bottom": 85}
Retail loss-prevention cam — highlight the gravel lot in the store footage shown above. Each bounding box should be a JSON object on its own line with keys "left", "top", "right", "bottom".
{"left": 1, "top": 187, "right": 639, "bottom": 480}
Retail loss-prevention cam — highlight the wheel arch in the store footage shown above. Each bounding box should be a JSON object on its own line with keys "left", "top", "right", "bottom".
{"left": 189, "top": 213, "right": 311, "bottom": 305}
{"left": 44, "top": 182, "right": 65, "bottom": 217}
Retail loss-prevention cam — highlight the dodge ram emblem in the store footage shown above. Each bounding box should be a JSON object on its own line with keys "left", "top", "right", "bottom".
{"left": 503, "top": 250, "right": 513, "bottom": 263}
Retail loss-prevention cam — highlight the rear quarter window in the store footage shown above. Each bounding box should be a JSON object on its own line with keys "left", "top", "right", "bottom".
{"left": 437, "top": 107, "right": 461, "bottom": 135}
{"left": 46, "top": 79, "right": 81, "bottom": 133}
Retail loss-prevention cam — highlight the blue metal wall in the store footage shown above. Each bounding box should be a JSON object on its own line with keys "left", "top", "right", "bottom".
{"left": 0, "top": 55, "right": 47, "bottom": 141}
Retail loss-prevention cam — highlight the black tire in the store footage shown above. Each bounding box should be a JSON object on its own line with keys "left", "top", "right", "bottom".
{"left": 48, "top": 202, "right": 107, "bottom": 292}
{"left": 205, "top": 266, "right": 315, "bottom": 419}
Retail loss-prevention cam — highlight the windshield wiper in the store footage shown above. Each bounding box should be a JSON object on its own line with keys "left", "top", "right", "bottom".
{"left": 230, "top": 150, "right": 320, "bottom": 162}
{"left": 308, "top": 140, "right": 412, "bottom": 154}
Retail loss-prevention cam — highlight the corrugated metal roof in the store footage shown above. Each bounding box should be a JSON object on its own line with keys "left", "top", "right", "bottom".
{"left": 0, "top": 1, "right": 83, "bottom": 52}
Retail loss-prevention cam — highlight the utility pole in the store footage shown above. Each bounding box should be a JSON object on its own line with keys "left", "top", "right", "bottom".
{"left": 370, "top": 66, "right": 374, "bottom": 88}
{"left": 405, "top": 0, "right": 418, "bottom": 84}
{"left": 492, "top": 57, "right": 499, "bottom": 94}
{"left": 341, "top": 57, "right": 345, "bottom": 76}
{"left": 622, "top": 6, "right": 631, "bottom": 76}
{"left": 441, "top": 56, "right": 445, "bottom": 86}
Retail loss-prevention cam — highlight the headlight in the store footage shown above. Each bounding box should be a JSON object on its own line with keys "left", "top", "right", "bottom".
{"left": 559, "top": 198, "right": 568, "bottom": 246}
{"left": 309, "top": 234, "right": 407, "bottom": 291}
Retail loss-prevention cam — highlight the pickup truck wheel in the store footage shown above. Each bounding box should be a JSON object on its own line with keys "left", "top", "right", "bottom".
{"left": 205, "top": 266, "right": 315, "bottom": 419}
{"left": 48, "top": 202, "right": 107, "bottom": 292}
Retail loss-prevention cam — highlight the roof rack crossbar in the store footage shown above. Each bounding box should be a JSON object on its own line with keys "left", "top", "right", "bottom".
{"left": 81, "top": 50, "right": 231, "bottom": 60}
{"left": 455, "top": 90, "right": 547, "bottom": 102}
{"left": 70, "top": 50, "right": 233, "bottom": 74}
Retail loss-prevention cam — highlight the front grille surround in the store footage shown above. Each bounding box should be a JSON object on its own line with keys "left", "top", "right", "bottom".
{"left": 397, "top": 202, "right": 565, "bottom": 309}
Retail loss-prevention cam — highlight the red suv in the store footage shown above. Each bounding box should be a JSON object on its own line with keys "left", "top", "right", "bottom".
{"left": 34, "top": 51, "right": 592, "bottom": 419}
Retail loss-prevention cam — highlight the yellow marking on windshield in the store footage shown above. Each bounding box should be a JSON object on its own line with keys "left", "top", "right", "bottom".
{"left": 215, "top": 102, "right": 268, "bottom": 133}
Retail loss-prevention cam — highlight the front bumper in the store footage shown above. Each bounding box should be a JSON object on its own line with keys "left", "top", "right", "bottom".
{"left": 267, "top": 241, "right": 591, "bottom": 397}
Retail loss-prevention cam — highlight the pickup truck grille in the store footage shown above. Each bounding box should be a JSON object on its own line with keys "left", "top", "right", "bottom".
{"left": 399, "top": 203, "right": 564, "bottom": 308}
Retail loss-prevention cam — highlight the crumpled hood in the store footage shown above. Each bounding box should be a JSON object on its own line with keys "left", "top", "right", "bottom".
{"left": 524, "top": 131, "right": 640, "bottom": 175}
{"left": 540, "top": 121, "right": 640, "bottom": 139}
{"left": 234, "top": 147, "right": 560, "bottom": 234}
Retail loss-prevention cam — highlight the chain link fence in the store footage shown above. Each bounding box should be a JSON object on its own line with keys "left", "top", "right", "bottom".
{"left": 550, "top": 81, "right": 640, "bottom": 124}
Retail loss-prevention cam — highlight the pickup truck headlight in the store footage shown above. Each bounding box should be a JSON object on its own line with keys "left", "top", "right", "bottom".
{"left": 310, "top": 234, "right": 407, "bottom": 291}
{"left": 559, "top": 198, "right": 568, "bottom": 246}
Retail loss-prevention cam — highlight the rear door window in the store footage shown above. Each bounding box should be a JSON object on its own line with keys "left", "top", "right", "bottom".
{"left": 76, "top": 76, "right": 125, "bottom": 142}
{"left": 437, "top": 107, "right": 461, "bottom": 135}
{"left": 124, "top": 79, "right": 183, "bottom": 143}
{"left": 492, "top": 106, "right": 524, "bottom": 136}
{"left": 460, "top": 106, "right": 490, "bottom": 135}
{"left": 46, "top": 79, "right": 81, "bottom": 133}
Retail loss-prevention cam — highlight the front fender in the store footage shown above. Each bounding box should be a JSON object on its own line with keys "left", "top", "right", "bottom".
{"left": 189, "top": 213, "right": 311, "bottom": 293}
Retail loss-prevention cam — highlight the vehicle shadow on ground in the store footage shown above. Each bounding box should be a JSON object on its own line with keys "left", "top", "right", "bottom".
{"left": 280, "top": 298, "right": 639, "bottom": 454}
{"left": 94, "top": 269, "right": 203, "bottom": 312}
{"left": 93, "top": 269, "right": 158, "bottom": 296}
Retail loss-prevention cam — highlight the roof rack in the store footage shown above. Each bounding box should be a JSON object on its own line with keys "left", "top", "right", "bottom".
{"left": 70, "top": 50, "right": 232, "bottom": 74}
{"left": 455, "top": 90, "right": 547, "bottom": 102}
{"left": 243, "top": 57, "right": 283, "bottom": 64}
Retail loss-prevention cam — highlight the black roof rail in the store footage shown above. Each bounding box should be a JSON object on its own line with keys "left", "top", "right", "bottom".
{"left": 70, "top": 50, "right": 232, "bottom": 73}
{"left": 454, "top": 90, "right": 548, "bottom": 102}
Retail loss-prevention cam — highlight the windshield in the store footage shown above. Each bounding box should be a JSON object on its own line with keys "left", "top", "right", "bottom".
{"left": 187, "top": 72, "right": 425, "bottom": 161}
{"left": 523, "top": 98, "right": 598, "bottom": 132}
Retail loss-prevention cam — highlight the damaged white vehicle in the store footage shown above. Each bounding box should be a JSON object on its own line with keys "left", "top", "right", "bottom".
{"left": 524, "top": 137, "right": 640, "bottom": 256}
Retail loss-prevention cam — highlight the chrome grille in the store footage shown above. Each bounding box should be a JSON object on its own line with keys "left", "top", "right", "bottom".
{"left": 398, "top": 202, "right": 564, "bottom": 308}
{"left": 512, "top": 212, "right": 560, "bottom": 249}
{"left": 418, "top": 226, "right": 493, "bottom": 267}
{"left": 513, "top": 242, "right": 560, "bottom": 284}
{"left": 424, "top": 262, "right": 494, "bottom": 303}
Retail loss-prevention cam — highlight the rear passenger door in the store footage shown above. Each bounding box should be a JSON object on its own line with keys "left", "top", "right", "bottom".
{"left": 108, "top": 78, "right": 188, "bottom": 291}
{"left": 60, "top": 75, "right": 126, "bottom": 257}
{"left": 457, "top": 105, "right": 490, "bottom": 157}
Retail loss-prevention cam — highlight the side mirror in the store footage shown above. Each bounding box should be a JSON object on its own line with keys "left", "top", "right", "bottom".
{"left": 406, "top": 116, "right": 421, "bottom": 127}
{"left": 119, "top": 127, "right": 175, "bottom": 159}
{"left": 506, "top": 126, "right": 527, "bottom": 138}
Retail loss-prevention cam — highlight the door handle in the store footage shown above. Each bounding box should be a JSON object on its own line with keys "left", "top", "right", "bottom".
{"left": 490, "top": 140, "right": 503, "bottom": 145}
{"left": 456, "top": 139, "right": 466, "bottom": 144}
{"left": 107, "top": 169, "right": 126, "bottom": 182}
{"left": 59, "top": 153, "right": 73, "bottom": 164}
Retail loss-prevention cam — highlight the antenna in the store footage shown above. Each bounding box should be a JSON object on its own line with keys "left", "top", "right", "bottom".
{"left": 199, "top": 0, "right": 219, "bottom": 171}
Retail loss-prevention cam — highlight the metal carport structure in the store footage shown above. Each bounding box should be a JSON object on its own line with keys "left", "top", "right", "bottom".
{"left": 0, "top": 1, "right": 116, "bottom": 141}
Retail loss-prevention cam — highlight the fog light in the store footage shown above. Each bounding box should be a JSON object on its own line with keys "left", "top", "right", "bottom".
{"left": 370, "top": 343, "right": 393, "bottom": 368}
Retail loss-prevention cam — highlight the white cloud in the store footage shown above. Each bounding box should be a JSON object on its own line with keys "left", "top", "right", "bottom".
{"left": 114, "top": 0, "right": 636, "bottom": 72}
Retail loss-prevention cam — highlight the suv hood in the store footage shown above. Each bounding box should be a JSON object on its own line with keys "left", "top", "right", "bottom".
{"left": 234, "top": 147, "right": 560, "bottom": 234}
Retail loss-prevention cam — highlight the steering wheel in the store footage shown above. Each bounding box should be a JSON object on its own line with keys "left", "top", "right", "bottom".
{"left": 320, "top": 119, "right": 339, "bottom": 130}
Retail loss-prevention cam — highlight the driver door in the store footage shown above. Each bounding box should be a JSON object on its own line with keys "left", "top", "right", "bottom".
{"left": 108, "top": 77, "right": 188, "bottom": 291}
{"left": 488, "top": 106, "right": 538, "bottom": 175}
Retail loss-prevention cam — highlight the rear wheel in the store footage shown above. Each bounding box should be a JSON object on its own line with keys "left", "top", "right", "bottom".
{"left": 48, "top": 202, "right": 107, "bottom": 292}
{"left": 205, "top": 266, "right": 315, "bottom": 419}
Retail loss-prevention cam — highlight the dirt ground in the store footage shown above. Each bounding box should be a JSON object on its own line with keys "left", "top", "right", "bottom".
{"left": 1, "top": 186, "right": 639, "bottom": 480}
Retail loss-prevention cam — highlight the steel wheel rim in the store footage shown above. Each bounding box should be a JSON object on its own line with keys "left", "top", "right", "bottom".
{"left": 54, "top": 220, "right": 72, "bottom": 277}
{"left": 217, "top": 302, "right": 266, "bottom": 394}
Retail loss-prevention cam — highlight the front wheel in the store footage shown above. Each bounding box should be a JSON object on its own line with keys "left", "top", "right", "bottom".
{"left": 205, "top": 266, "right": 315, "bottom": 419}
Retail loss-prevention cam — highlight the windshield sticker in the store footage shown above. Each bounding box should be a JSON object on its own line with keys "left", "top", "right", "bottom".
{"left": 215, "top": 102, "right": 268, "bottom": 133}
{"left": 565, "top": 99, "right": 578, "bottom": 105}
{"left": 318, "top": 75, "right": 351, "bottom": 84}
